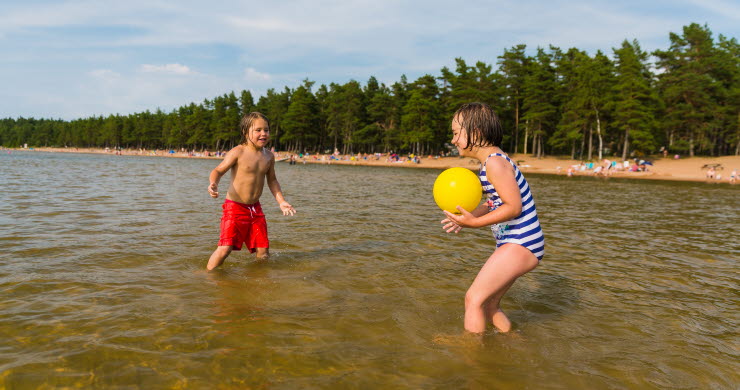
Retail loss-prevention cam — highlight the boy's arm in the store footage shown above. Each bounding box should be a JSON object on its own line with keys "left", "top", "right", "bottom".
{"left": 208, "top": 148, "right": 238, "bottom": 198}
{"left": 265, "top": 157, "right": 296, "bottom": 216}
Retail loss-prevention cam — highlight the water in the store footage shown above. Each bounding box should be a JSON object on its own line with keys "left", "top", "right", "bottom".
{"left": 1, "top": 151, "right": 738, "bottom": 389}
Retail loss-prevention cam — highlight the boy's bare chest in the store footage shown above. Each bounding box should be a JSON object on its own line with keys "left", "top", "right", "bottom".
{"left": 235, "top": 154, "right": 270, "bottom": 174}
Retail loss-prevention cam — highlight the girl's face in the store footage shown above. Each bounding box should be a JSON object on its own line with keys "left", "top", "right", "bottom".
{"left": 248, "top": 118, "right": 270, "bottom": 148}
{"left": 451, "top": 114, "right": 471, "bottom": 156}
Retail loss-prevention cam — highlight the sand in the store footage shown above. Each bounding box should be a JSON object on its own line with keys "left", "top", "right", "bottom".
{"left": 8, "top": 147, "right": 739, "bottom": 184}
{"left": 279, "top": 152, "right": 739, "bottom": 183}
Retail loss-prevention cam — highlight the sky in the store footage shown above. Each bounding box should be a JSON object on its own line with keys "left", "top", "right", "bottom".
{"left": 1, "top": 0, "right": 738, "bottom": 120}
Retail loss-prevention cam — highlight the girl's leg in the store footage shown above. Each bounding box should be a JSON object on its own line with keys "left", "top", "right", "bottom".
{"left": 464, "top": 244, "right": 538, "bottom": 333}
{"left": 207, "top": 245, "right": 233, "bottom": 270}
{"left": 485, "top": 280, "right": 515, "bottom": 332}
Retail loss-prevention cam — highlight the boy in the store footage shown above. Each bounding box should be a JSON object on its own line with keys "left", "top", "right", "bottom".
{"left": 206, "top": 112, "right": 296, "bottom": 270}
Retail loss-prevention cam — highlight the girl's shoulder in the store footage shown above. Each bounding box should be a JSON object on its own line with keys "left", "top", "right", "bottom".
{"left": 485, "top": 152, "right": 513, "bottom": 167}
{"left": 484, "top": 154, "right": 516, "bottom": 176}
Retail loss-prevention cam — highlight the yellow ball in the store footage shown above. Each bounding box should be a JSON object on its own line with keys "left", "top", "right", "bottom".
{"left": 433, "top": 167, "right": 482, "bottom": 214}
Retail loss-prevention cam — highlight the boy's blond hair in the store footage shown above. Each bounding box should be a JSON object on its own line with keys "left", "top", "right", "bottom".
{"left": 240, "top": 112, "right": 270, "bottom": 144}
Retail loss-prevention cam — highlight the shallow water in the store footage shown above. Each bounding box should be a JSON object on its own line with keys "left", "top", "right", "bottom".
{"left": 1, "top": 151, "right": 738, "bottom": 389}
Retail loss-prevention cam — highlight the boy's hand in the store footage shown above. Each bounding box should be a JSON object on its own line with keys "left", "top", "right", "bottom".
{"left": 280, "top": 201, "right": 296, "bottom": 216}
{"left": 442, "top": 206, "right": 479, "bottom": 230}
{"left": 208, "top": 183, "right": 219, "bottom": 198}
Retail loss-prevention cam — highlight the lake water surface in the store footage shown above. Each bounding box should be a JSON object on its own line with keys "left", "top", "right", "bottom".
{"left": 1, "top": 151, "right": 738, "bottom": 389}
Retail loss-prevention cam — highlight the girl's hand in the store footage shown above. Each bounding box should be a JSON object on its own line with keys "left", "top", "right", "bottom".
{"left": 441, "top": 216, "right": 463, "bottom": 233}
{"left": 280, "top": 201, "right": 296, "bottom": 216}
{"left": 442, "top": 206, "right": 480, "bottom": 229}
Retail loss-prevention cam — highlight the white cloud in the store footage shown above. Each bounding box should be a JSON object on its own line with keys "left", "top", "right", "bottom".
{"left": 74, "top": 67, "right": 232, "bottom": 117}
{"left": 140, "top": 63, "right": 195, "bottom": 75}
{"left": 1, "top": 0, "right": 738, "bottom": 120}
{"left": 244, "top": 67, "right": 271, "bottom": 82}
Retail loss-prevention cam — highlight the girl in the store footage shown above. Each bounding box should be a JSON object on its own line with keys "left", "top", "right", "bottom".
{"left": 441, "top": 103, "right": 544, "bottom": 333}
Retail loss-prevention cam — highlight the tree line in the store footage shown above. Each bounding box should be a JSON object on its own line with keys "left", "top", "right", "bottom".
{"left": 1, "top": 23, "right": 738, "bottom": 159}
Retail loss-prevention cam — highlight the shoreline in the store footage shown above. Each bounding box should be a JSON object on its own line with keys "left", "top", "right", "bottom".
{"left": 6, "top": 146, "right": 739, "bottom": 184}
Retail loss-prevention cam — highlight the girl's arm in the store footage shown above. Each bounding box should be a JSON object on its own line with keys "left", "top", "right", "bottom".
{"left": 443, "top": 157, "right": 522, "bottom": 229}
{"left": 441, "top": 202, "right": 488, "bottom": 233}
{"left": 470, "top": 203, "right": 490, "bottom": 217}
{"left": 265, "top": 157, "right": 296, "bottom": 216}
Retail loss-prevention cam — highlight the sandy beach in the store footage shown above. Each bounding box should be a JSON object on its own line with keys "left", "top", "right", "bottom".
{"left": 8, "top": 146, "right": 739, "bottom": 184}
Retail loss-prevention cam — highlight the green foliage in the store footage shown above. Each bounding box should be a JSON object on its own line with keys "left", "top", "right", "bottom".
{"left": 654, "top": 23, "right": 738, "bottom": 156}
{"left": 256, "top": 88, "right": 290, "bottom": 150}
{"left": 612, "top": 39, "right": 658, "bottom": 159}
{"left": 401, "top": 89, "right": 438, "bottom": 153}
{"left": 282, "top": 80, "right": 319, "bottom": 151}
{"left": 2, "top": 23, "right": 736, "bottom": 157}
{"left": 497, "top": 44, "right": 529, "bottom": 152}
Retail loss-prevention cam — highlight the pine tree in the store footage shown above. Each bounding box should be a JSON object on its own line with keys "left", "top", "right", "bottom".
{"left": 522, "top": 48, "right": 558, "bottom": 157}
{"left": 401, "top": 89, "right": 437, "bottom": 155}
{"left": 239, "top": 90, "right": 255, "bottom": 117}
{"left": 256, "top": 88, "right": 290, "bottom": 150}
{"left": 498, "top": 44, "right": 529, "bottom": 153}
{"left": 612, "top": 39, "right": 658, "bottom": 160}
{"left": 715, "top": 35, "right": 740, "bottom": 155}
{"left": 588, "top": 51, "right": 615, "bottom": 160}
{"left": 389, "top": 75, "right": 410, "bottom": 152}
{"left": 282, "top": 80, "right": 319, "bottom": 152}
{"left": 654, "top": 23, "right": 718, "bottom": 156}
{"left": 553, "top": 48, "right": 590, "bottom": 158}
{"left": 366, "top": 83, "right": 396, "bottom": 152}
{"left": 554, "top": 49, "right": 615, "bottom": 159}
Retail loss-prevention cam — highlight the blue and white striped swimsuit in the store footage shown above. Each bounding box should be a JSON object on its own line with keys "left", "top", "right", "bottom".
{"left": 479, "top": 153, "right": 545, "bottom": 261}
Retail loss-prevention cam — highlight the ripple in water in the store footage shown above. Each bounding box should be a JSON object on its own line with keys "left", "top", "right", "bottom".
{"left": 0, "top": 151, "right": 738, "bottom": 388}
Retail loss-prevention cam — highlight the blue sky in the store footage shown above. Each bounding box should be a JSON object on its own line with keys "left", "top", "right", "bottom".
{"left": 1, "top": 0, "right": 738, "bottom": 120}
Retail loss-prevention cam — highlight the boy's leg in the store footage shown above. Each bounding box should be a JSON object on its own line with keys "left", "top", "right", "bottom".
{"left": 464, "top": 244, "right": 538, "bottom": 333}
{"left": 250, "top": 211, "right": 269, "bottom": 260}
{"left": 255, "top": 247, "right": 269, "bottom": 260}
{"left": 207, "top": 245, "right": 233, "bottom": 270}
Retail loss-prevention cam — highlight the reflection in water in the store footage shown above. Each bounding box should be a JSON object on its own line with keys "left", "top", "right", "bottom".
{"left": 0, "top": 151, "right": 738, "bottom": 388}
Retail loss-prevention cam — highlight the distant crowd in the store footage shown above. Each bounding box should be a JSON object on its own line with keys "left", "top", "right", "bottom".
{"left": 7, "top": 145, "right": 737, "bottom": 185}
{"left": 276, "top": 148, "right": 426, "bottom": 165}
{"left": 705, "top": 165, "right": 737, "bottom": 184}
{"left": 562, "top": 158, "right": 654, "bottom": 177}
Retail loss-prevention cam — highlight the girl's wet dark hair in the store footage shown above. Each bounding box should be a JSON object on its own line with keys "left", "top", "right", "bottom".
{"left": 240, "top": 112, "right": 270, "bottom": 143}
{"left": 454, "top": 102, "right": 503, "bottom": 150}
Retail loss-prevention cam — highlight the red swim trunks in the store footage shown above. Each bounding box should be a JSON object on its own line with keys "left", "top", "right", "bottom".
{"left": 218, "top": 199, "right": 269, "bottom": 252}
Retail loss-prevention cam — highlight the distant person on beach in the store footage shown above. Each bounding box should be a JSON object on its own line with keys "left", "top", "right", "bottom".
{"left": 730, "top": 169, "right": 737, "bottom": 184}
{"left": 205, "top": 112, "right": 296, "bottom": 270}
{"left": 440, "top": 102, "right": 544, "bottom": 334}
{"left": 706, "top": 166, "right": 715, "bottom": 180}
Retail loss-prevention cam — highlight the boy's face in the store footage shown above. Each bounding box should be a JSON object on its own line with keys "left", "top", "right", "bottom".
{"left": 451, "top": 114, "right": 469, "bottom": 155}
{"left": 248, "top": 118, "right": 270, "bottom": 148}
